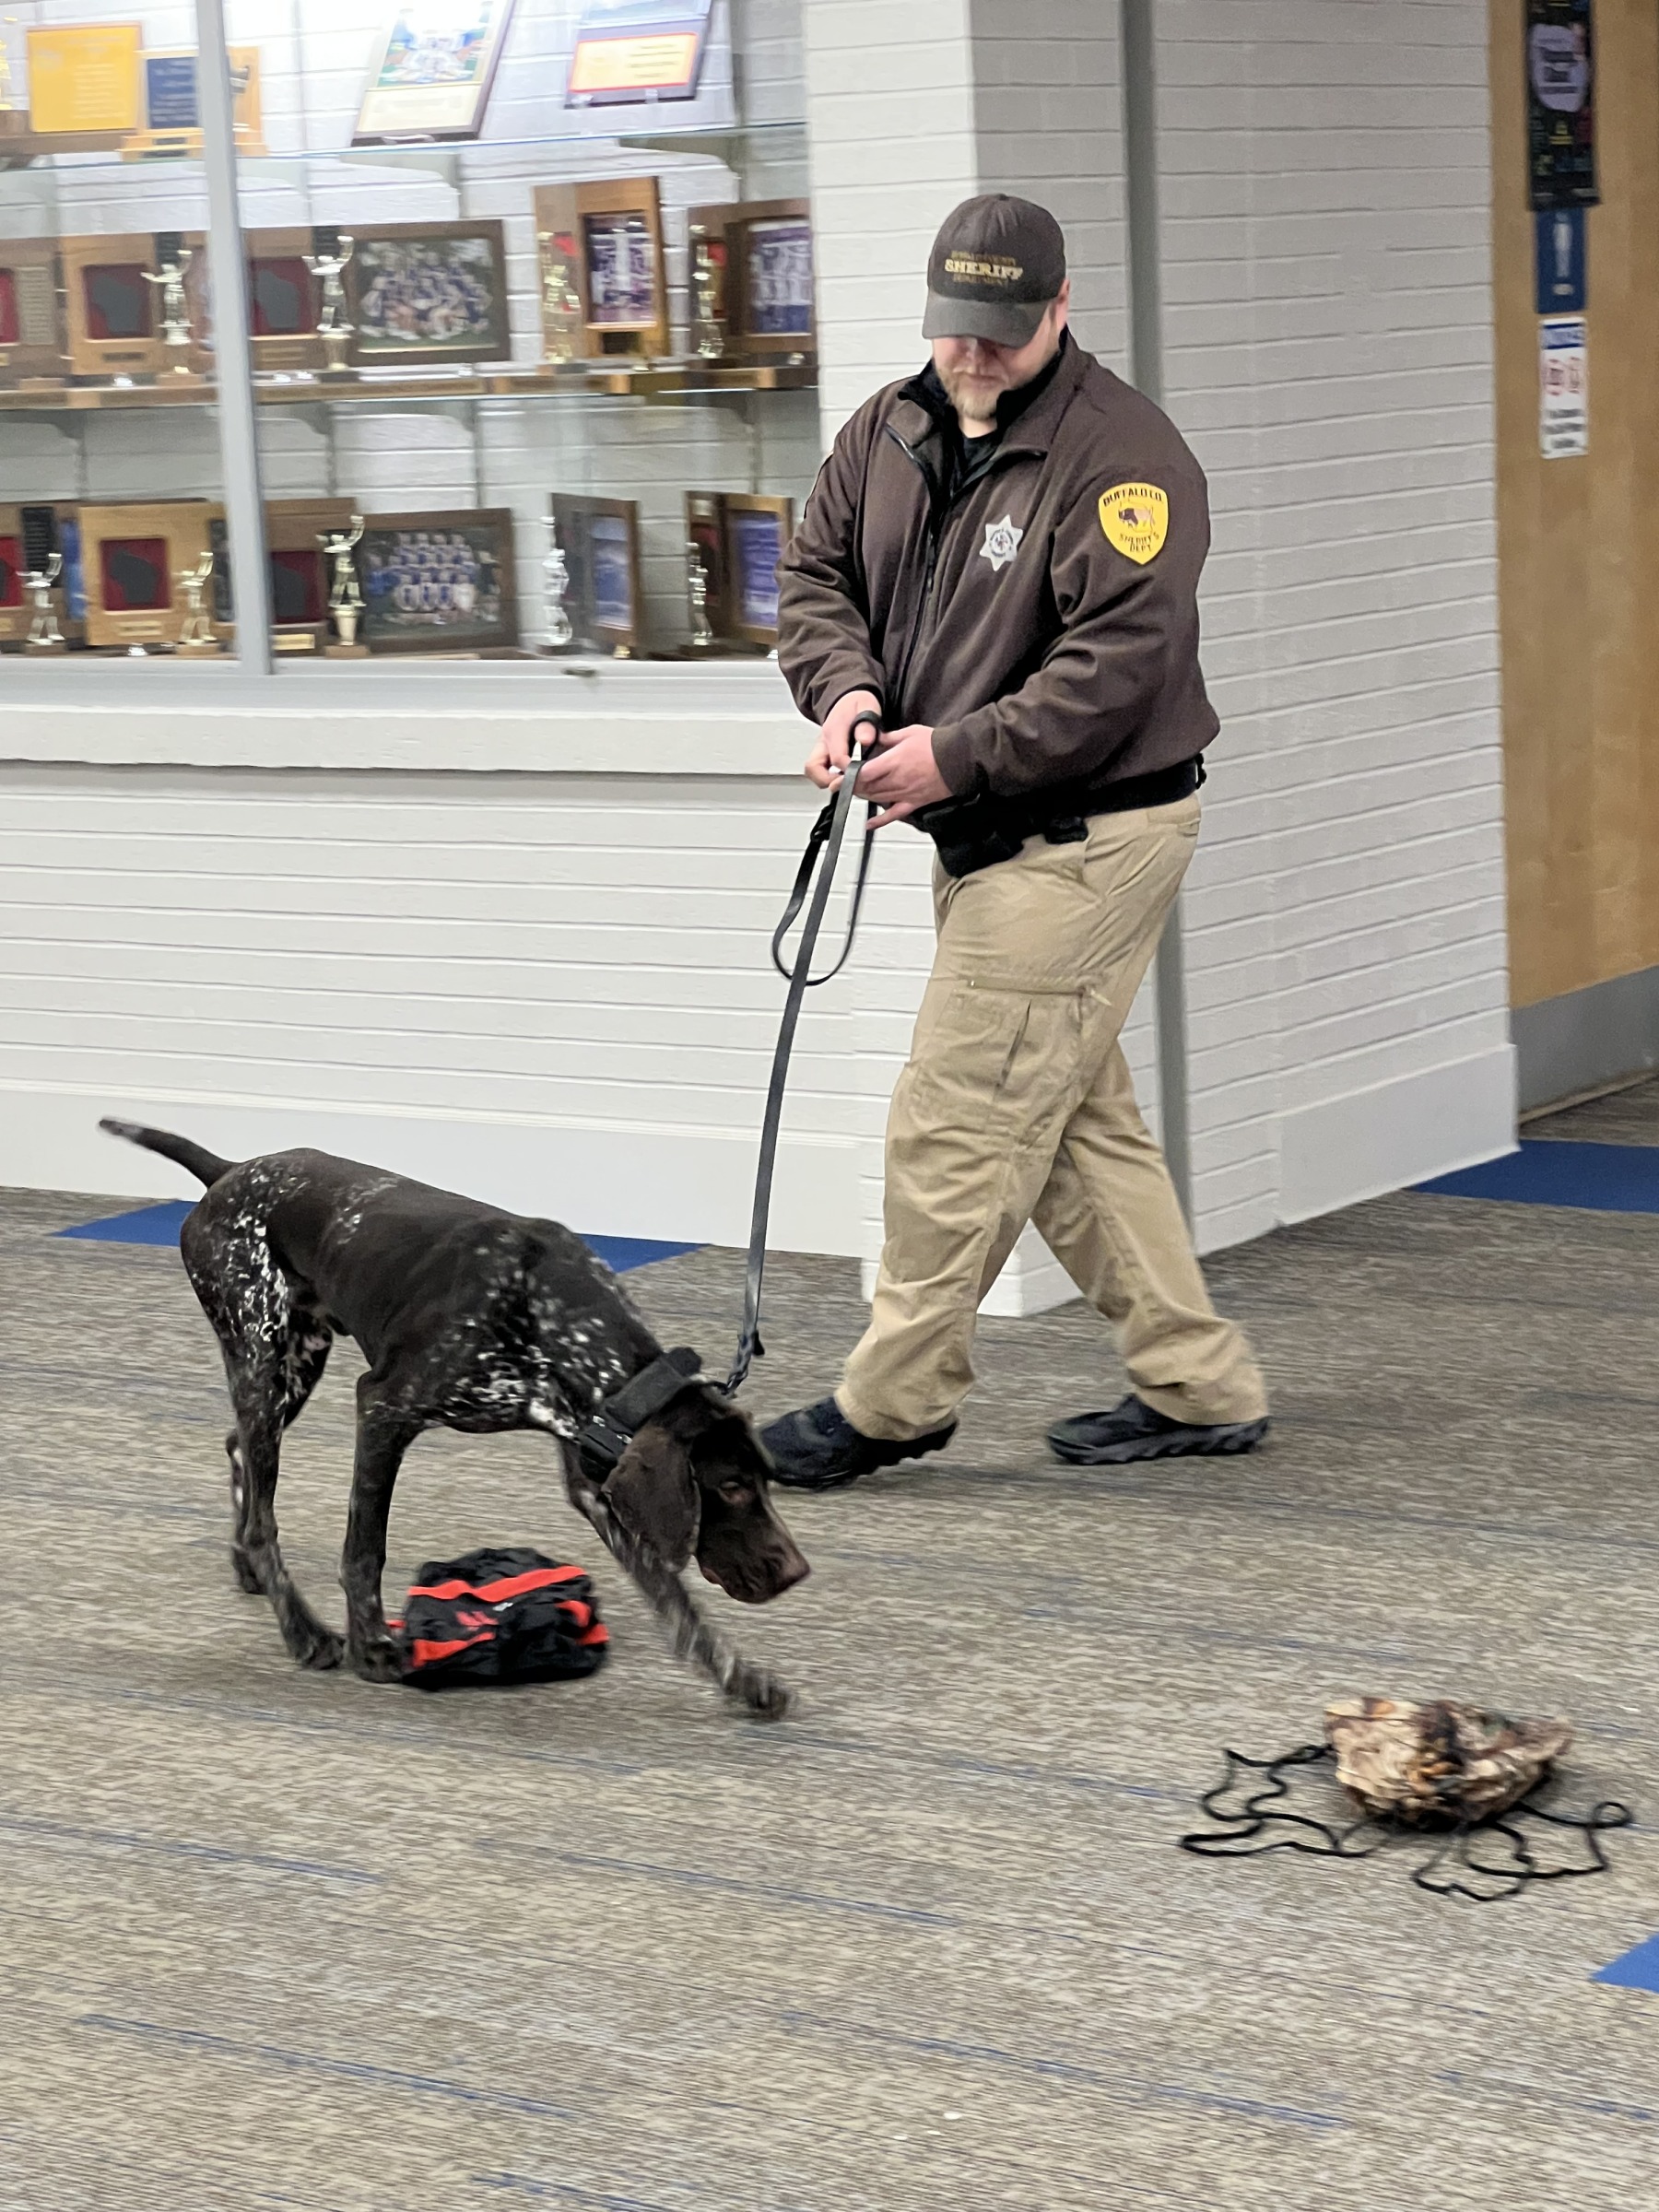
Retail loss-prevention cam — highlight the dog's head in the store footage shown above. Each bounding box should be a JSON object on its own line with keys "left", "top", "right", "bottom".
{"left": 601, "top": 1386, "right": 808, "bottom": 1605}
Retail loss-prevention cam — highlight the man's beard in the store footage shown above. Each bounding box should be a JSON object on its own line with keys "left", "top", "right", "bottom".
{"left": 936, "top": 359, "right": 1008, "bottom": 423}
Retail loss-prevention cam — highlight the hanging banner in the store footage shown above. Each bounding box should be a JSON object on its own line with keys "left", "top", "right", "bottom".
{"left": 1527, "top": 0, "right": 1598, "bottom": 207}
{"left": 1539, "top": 316, "right": 1588, "bottom": 459}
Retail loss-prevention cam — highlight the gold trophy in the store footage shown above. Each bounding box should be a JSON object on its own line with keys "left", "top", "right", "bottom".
{"left": 320, "top": 514, "right": 370, "bottom": 656}
{"left": 537, "top": 229, "right": 583, "bottom": 366}
{"left": 303, "top": 231, "right": 356, "bottom": 378}
{"left": 23, "top": 552, "right": 66, "bottom": 653}
{"left": 173, "top": 551, "right": 220, "bottom": 654}
{"left": 141, "top": 243, "right": 197, "bottom": 378}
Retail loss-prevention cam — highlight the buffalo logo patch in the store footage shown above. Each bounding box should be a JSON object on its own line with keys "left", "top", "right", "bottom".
{"left": 979, "top": 513, "right": 1024, "bottom": 572}
{"left": 1099, "top": 482, "right": 1169, "bottom": 564}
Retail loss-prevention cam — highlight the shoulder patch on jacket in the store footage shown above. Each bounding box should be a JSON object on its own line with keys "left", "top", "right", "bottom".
{"left": 1099, "top": 483, "right": 1169, "bottom": 565}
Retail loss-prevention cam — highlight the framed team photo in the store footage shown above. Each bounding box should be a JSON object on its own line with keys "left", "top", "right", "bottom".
{"left": 549, "top": 493, "right": 642, "bottom": 654}
{"left": 357, "top": 508, "right": 519, "bottom": 655}
{"left": 353, "top": 0, "right": 518, "bottom": 145}
{"left": 721, "top": 491, "right": 794, "bottom": 648}
{"left": 344, "top": 220, "right": 510, "bottom": 368}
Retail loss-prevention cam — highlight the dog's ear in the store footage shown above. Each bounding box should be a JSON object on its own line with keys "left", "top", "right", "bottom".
{"left": 603, "top": 1423, "right": 701, "bottom": 1570}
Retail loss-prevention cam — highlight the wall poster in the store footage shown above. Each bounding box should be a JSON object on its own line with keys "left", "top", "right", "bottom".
{"left": 1526, "top": 0, "right": 1597, "bottom": 207}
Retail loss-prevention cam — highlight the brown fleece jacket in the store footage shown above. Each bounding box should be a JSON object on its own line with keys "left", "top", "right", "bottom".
{"left": 777, "top": 335, "right": 1220, "bottom": 825}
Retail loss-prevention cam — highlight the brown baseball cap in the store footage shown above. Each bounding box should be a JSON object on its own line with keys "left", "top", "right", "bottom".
{"left": 922, "top": 194, "right": 1067, "bottom": 347}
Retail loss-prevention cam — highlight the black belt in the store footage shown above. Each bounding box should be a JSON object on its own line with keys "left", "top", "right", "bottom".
{"left": 927, "top": 755, "right": 1205, "bottom": 879}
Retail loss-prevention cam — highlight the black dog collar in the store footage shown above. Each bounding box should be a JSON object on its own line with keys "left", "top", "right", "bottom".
{"left": 576, "top": 1346, "right": 704, "bottom": 1478}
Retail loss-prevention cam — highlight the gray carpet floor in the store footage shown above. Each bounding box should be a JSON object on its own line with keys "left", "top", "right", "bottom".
{"left": 6, "top": 1091, "right": 1659, "bottom": 2209}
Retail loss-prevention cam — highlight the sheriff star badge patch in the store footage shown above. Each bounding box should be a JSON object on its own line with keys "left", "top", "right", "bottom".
{"left": 979, "top": 514, "right": 1023, "bottom": 572}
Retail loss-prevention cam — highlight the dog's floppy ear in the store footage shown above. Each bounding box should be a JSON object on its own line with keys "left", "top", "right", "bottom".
{"left": 603, "top": 1423, "right": 700, "bottom": 1570}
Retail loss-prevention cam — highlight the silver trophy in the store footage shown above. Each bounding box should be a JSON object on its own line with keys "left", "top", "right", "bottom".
{"left": 23, "top": 552, "right": 65, "bottom": 653}
{"left": 687, "top": 535, "right": 713, "bottom": 650}
{"left": 542, "top": 523, "right": 573, "bottom": 649}
{"left": 319, "top": 514, "right": 368, "bottom": 653}
{"left": 141, "top": 247, "right": 194, "bottom": 375}
{"left": 303, "top": 233, "right": 356, "bottom": 376}
{"left": 173, "top": 551, "right": 220, "bottom": 653}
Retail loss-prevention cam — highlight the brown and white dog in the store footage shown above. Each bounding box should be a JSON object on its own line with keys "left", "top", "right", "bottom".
{"left": 101, "top": 1120, "right": 808, "bottom": 1717}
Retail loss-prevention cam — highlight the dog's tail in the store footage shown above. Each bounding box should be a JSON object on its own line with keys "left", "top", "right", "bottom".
{"left": 99, "top": 1117, "right": 235, "bottom": 1189}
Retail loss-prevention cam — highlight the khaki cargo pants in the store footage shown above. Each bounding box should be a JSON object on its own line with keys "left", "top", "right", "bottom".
{"left": 838, "top": 794, "right": 1266, "bottom": 1440}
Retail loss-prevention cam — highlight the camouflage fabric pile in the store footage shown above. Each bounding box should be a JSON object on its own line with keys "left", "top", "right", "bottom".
{"left": 1324, "top": 1695, "right": 1572, "bottom": 1826}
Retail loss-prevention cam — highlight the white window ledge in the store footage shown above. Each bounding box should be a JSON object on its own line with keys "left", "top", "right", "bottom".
{"left": 0, "top": 655, "right": 811, "bottom": 777}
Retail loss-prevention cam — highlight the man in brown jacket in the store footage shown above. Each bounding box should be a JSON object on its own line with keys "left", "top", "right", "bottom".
{"left": 761, "top": 194, "right": 1268, "bottom": 1490}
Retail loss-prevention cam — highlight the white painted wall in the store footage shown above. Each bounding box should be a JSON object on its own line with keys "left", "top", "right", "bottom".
{"left": 1152, "top": 0, "right": 1514, "bottom": 1244}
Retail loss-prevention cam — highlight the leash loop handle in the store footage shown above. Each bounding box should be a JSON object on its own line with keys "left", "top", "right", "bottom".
{"left": 727, "top": 716, "right": 880, "bottom": 1397}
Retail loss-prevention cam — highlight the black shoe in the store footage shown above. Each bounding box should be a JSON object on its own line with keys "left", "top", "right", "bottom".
{"left": 760, "top": 1396, "right": 957, "bottom": 1491}
{"left": 1047, "top": 1394, "right": 1269, "bottom": 1466}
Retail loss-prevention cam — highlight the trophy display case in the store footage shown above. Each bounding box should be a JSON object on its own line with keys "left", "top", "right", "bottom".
{"left": 0, "top": 0, "right": 818, "bottom": 670}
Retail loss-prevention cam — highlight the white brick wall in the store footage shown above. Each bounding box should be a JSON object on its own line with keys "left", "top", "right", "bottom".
{"left": 1153, "top": 0, "right": 1512, "bottom": 1247}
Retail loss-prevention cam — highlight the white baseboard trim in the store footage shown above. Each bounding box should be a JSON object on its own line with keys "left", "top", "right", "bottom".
{"left": 1277, "top": 1044, "right": 1517, "bottom": 1224}
{"left": 0, "top": 1082, "right": 862, "bottom": 1256}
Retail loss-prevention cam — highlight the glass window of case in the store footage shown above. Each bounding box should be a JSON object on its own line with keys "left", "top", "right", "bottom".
{"left": 0, "top": 2, "right": 238, "bottom": 657}
{"left": 0, "top": 0, "right": 818, "bottom": 668}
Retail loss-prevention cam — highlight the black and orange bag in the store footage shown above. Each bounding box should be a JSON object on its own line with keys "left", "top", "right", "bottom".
{"left": 394, "top": 1547, "right": 609, "bottom": 1689}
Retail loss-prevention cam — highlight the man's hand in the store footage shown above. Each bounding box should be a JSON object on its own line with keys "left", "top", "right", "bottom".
{"left": 806, "top": 688, "right": 882, "bottom": 790}
{"left": 856, "top": 724, "right": 950, "bottom": 830}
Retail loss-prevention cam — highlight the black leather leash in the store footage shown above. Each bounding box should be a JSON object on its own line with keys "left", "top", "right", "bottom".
{"left": 725, "top": 710, "right": 880, "bottom": 1396}
{"left": 575, "top": 714, "right": 877, "bottom": 1474}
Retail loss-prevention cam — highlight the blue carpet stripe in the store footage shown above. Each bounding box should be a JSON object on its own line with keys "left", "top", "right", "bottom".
{"left": 54, "top": 1203, "right": 700, "bottom": 1274}
{"left": 1416, "top": 1140, "right": 1659, "bottom": 1214}
{"left": 1594, "top": 1934, "right": 1659, "bottom": 1994}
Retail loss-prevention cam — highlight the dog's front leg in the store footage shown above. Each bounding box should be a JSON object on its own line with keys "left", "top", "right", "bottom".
{"left": 340, "top": 1391, "right": 423, "bottom": 1684}
{"left": 570, "top": 1476, "right": 791, "bottom": 1721}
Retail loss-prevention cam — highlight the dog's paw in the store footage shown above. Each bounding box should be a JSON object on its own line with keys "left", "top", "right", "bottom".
{"left": 287, "top": 1621, "right": 344, "bottom": 1672}
{"left": 347, "top": 1634, "right": 406, "bottom": 1687}
{"left": 733, "top": 1665, "right": 793, "bottom": 1722}
{"left": 230, "top": 1547, "right": 262, "bottom": 1594}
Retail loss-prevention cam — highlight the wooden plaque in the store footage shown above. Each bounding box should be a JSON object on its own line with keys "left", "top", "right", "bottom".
{"left": 550, "top": 493, "right": 643, "bottom": 655}
{"left": 688, "top": 199, "right": 815, "bottom": 362}
{"left": 205, "top": 498, "right": 357, "bottom": 651}
{"left": 124, "top": 44, "right": 265, "bottom": 159}
{"left": 78, "top": 500, "right": 216, "bottom": 648}
{"left": 344, "top": 220, "right": 510, "bottom": 370}
{"left": 27, "top": 23, "right": 144, "bottom": 135}
{"left": 0, "top": 241, "right": 66, "bottom": 382}
{"left": 356, "top": 508, "right": 519, "bottom": 656}
{"left": 719, "top": 491, "right": 794, "bottom": 649}
{"left": 61, "top": 232, "right": 209, "bottom": 380}
{"left": 534, "top": 180, "right": 668, "bottom": 361}
{"left": 244, "top": 228, "right": 325, "bottom": 375}
{"left": 0, "top": 505, "right": 29, "bottom": 643}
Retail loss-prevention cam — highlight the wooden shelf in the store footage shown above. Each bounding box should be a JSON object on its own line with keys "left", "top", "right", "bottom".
{"left": 0, "top": 358, "right": 816, "bottom": 413}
